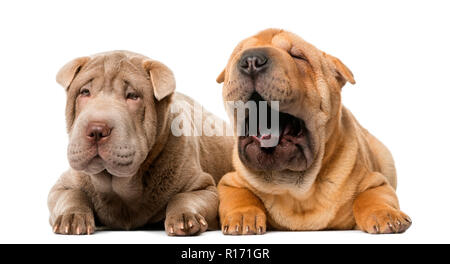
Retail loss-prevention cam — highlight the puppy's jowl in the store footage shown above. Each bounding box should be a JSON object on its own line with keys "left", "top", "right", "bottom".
{"left": 217, "top": 29, "right": 411, "bottom": 234}
{"left": 48, "top": 51, "right": 233, "bottom": 235}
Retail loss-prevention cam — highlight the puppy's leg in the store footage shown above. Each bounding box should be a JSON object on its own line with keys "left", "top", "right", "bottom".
{"left": 218, "top": 172, "right": 267, "bottom": 235}
{"left": 353, "top": 173, "right": 411, "bottom": 234}
{"left": 48, "top": 172, "right": 95, "bottom": 235}
{"left": 164, "top": 174, "right": 218, "bottom": 236}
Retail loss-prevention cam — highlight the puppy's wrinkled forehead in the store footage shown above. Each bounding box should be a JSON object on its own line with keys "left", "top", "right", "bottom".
{"left": 76, "top": 52, "right": 150, "bottom": 93}
{"left": 83, "top": 53, "right": 144, "bottom": 77}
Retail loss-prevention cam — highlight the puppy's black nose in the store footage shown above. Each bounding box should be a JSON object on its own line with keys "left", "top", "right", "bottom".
{"left": 238, "top": 51, "right": 269, "bottom": 76}
{"left": 86, "top": 122, "right": 111, "bottom": 144}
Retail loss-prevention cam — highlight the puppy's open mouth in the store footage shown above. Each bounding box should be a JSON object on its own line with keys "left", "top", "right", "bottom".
{"left": 244, "top": 106, "right": 306, "bottom": 148}
{"left": 238, "top": 92, "right": 313, "bottom": 172}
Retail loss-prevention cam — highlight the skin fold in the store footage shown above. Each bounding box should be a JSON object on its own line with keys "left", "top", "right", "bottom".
{"left": 48, "top": 51, "right": 233, "bottom": 235}
{"left": 217, "top": 29, "right": 411, "bottom": 234}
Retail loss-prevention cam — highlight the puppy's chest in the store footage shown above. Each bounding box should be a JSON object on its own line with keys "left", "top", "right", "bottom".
{"left": 88, "top": 173, "right": 177, "bottom": 228}
{"left": 261, "top": 192, "right": 354, "bottom": 230}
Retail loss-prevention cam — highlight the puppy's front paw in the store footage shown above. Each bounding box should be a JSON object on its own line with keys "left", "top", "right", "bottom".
{"left": 52, "top": 211, "right": 95, "bottom": 235}
{"left": 357, "top": 208, "right": 412, "bottom": 234}
{"left": 165, "top": 212, "right": 208, "bottom": 236}
{"left": 221, "top": 206, "right": 266, "bottom": 235}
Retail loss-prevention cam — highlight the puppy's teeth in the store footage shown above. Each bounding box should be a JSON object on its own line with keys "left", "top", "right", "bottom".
{"left": 283, "top": 123, "right": 293, "bottom": 135}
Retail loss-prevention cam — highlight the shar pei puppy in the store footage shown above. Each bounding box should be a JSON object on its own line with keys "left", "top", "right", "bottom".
{"left": 217, "top": 29, "right": 411, "bottom": 234}
{"left": 48, "top": 50, "right": 233, "bottom": 235}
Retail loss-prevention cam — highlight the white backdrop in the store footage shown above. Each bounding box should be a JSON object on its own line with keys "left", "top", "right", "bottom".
{"left": 0, "top": 0, "right": 449, "bottom": 243}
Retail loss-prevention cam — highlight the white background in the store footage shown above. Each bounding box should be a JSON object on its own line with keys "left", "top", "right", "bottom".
{"left": 0, "top": 0, "right": 449, "bottom": 244}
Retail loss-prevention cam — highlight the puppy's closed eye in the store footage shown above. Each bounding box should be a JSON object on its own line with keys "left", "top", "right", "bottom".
{"left": 291, "top": 53, "right": 308, "bottom": 62}
{"left": 289, "top": 45, "right": 308, "bottom": 62}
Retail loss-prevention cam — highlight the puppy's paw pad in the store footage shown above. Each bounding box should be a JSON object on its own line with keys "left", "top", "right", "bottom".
{"left": 52, "top": 212, "right": 95, "bottom": 235}
{"left": 222, "top": 207, "right": 266, "bottom": 235}
{"left": 165, "top": 212, "right": 208, "bottom": 236}
{"left": 360, "top": 208, "right": 411, "bottom": 234}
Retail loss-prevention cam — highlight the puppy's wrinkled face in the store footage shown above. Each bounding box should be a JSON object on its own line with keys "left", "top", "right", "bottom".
{"left": 58, "top": 51, "right": 174, "bottom": 177}
{"left": 218, "top": 29, "right": 354, "bottom": 182}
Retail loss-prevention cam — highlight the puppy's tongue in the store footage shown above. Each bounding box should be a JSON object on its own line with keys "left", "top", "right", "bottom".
{"left": 259, "top": 134, "right": 280, "bottom": 148}
{"left": 256, "top": 119, "right": 297, "bottom": 147}
{"left": 251, "top": 134, "right": 280, "bottom": 147}
{"left": 252, "top": 123, "right": 281, "bottom": 148}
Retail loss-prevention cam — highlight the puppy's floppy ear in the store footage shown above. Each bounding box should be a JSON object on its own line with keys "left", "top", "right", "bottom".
{"left": 143, "top": 60, "right": 176, "bottom": 101}
{"left": 326, "top": 54, "right": 355, "bottom": 86}
{"left": 56, "top": 57, "right": 91, "bottom": 90}
{"left": 216, "top": 69, "right": 225, "bottom": 84}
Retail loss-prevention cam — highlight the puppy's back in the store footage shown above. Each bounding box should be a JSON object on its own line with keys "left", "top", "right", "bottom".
{"left": 172, "top": 93, "right": 234, "bottom": 183}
